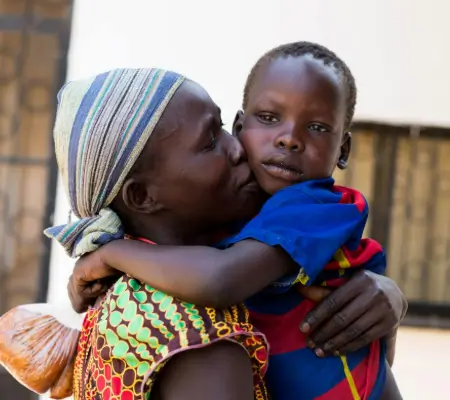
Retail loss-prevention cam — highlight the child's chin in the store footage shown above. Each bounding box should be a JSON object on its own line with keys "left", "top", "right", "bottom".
{"left": 258, "top": 178, "right": 291, "bottom": 196}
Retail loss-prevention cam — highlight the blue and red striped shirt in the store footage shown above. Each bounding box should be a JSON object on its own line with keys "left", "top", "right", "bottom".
{"left": 219, "top": 177, "right": 387, "bottom": 399}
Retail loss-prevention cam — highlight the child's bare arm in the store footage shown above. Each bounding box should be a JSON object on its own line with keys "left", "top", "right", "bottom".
{"left": 75, "top": 238, "right": 296, "bottom": 308}
{"left": 72, "top": 184, "right": 367, "bottom": 310}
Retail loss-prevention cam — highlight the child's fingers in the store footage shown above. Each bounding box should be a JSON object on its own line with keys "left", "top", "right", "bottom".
{"left": 297, "top": 285, "right": 331, "bottom": 303}
{"left": 86, "top": 274, "right": 122, "bottom": 293}
{"left": 84, "top": 281, "right": 109, "bottom": 295}
{"left": 90, "top": 282, "right": 104, "bottom": 293}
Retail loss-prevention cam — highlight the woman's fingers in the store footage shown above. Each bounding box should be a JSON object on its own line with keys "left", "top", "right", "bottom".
{"left": 300, "top": 272, "right": 364, "bottom": 334}
{"left": 334, "top": 322, "right": 387, "bottom": 355}
{"left": 301, "top": 270, "right": 403, "bottom": 356}
{"left": 310, "top": 288, "right": 379, "bottom": 346}
{"left": 318, "top": 312, "right": 382, "bottom": 356}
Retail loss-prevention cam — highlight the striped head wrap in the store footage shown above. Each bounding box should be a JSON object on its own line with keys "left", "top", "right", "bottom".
{"left": 45, "top": 68, "right": 185, "bottom": 258}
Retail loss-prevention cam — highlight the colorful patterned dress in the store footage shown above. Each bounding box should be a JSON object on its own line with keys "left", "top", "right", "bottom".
{"left": 73, "top": 275, "right": 269, "bottom": 400}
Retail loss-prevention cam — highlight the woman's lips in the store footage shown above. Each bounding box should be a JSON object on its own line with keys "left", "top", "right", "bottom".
{"left": 238, "top": 169, "right": 260, "bottom": 190}
{"left": 241, "top": 176, "right": 260, "bottom": 190}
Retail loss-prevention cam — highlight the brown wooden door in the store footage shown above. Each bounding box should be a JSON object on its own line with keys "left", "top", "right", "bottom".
{"left": 336, "top": 123, "right": 450, "bottom": 323}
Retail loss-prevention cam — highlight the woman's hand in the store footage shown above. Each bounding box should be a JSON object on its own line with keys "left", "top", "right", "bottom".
{"left": 298, "top": 270, "right": 407, "bottom": 357}
{"left": 67, "top": 249, "right": 122, "bottom": 313}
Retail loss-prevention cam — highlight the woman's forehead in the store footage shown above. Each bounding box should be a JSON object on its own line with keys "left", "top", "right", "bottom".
{"left": 174, "top": 80, "right": 218, "bottom": 114}
{"left": 147, "top": 80, "right": 220, "bottom": 152}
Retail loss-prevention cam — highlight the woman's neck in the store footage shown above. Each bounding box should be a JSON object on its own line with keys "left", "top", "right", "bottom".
{"left": 127, "top": 218, "right": 218, "bottom": 246}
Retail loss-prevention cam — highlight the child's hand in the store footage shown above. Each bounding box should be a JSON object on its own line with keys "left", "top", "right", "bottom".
{"left": 297, "top": 285, "right": 332, "bottom": 303}
{"left": 67, "top": 249, "right": 123, "bottom": 313}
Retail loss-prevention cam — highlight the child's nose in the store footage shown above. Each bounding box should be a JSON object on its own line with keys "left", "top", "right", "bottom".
{"left": 275, "top": 134, "right": 304, "bottom": 152}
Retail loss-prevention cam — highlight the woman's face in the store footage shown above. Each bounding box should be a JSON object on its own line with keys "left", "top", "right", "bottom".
{"left": 138, "top": 80, "right": 264, "bottom": 231}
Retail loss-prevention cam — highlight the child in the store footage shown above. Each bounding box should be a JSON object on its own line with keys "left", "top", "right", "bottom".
{"left": 72, "top": 42, "right": 401, "bottom": 399}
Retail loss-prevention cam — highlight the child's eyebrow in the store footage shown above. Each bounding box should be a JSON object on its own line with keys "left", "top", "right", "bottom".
{"left": 252, "top": 94, "right": 288, "bottom": 110}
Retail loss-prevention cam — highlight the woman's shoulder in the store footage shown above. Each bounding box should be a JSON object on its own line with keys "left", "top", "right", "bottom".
{"left": 92, "top": 275, "right": 268, "bottom": 397}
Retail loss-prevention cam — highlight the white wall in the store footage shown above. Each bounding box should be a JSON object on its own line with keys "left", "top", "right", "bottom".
{"left": 43, "top": 0, "right": 450, "bottom": 398}
{"left": 49, "top": 0, "right": 450, "bottom": 308}
{"left": 67, "top": 0, "right": 450, "bottom": 128}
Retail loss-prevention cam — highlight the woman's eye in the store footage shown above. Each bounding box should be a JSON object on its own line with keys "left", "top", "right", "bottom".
{"left": 308, "top": 123, "right": 329, "bottom": 133}
{"left": 206, "top": 135, "right": 216, "bottom": 149}
{"left": 258, "top": 114, "right": 279, "bottom": 124}
{"left": 203, "top": 119, "right": 224, "bottom": 151}
{"left": 203, "top": 131, "right": 218, "bottom": 151}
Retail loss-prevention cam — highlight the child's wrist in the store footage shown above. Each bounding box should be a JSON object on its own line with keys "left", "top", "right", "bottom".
{"left": 100, "top": 239, "right": 127, "bottom": 268}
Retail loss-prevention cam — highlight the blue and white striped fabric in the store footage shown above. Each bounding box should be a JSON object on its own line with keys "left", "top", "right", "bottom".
{"left": 45, "top": 68, "right": 185, "bottom": 258}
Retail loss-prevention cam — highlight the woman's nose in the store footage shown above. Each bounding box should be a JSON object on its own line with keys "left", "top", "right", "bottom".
{"left": 228, "top": 134, "right": 247, "bottom": 166}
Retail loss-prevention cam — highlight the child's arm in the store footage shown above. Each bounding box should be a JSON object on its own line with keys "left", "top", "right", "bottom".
{"left": 74, "top": 181, "right": 366, "bottom": 308}
{"left": 91, "top": 239, "right": 296, "bottom": 308}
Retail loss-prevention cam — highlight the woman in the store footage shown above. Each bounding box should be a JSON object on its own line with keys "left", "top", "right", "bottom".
{"left": 48, "top": 68, "right": 405, "bottom": 399}
{"left": 48, "top": 68, "right": 273, "bottom": 400}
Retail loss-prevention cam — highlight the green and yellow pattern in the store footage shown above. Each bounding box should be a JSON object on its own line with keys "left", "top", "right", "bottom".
{"left": 74, "top": 275, "right": 269, "bottom": 400}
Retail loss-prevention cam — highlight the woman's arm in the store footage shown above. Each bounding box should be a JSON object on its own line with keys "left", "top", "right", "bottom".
{"left": 385, "top": 327, "right": 398, "bottom": 367}
{"left": 380, "top": 363, "right": 403, "bottom": 399}
{"left": 152, "top": 341, "right": 254, "bottom": 400}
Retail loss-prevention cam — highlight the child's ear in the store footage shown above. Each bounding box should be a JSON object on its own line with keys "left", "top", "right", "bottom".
{"left": 337, "top": 132, "right": 352, "bottom": 170}
{"left": 232, "top": 110, "right": 244, "bottom": 137}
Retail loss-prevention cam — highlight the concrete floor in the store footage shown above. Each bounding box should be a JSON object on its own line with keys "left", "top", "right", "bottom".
{"left": 393, "top": 327, "right": 450, "bottom": 398}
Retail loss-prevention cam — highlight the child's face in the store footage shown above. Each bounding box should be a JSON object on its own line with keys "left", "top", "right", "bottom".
{"left": 237, "top": 55, "right": 351, "bottom": 195}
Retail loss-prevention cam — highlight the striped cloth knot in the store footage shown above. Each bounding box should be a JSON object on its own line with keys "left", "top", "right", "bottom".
{"left": 45, "top": 68, "right": 185, "bottom": 258}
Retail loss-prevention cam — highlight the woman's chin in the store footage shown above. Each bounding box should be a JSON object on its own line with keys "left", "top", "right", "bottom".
{"left": 234, "top": 187, "right": 267, "bottom": 219}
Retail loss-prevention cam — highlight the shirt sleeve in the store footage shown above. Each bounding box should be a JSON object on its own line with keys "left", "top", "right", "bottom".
{"left": 219, "top": 180, "right": 369, "bottom": 290}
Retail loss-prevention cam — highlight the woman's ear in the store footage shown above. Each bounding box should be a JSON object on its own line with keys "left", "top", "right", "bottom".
{"left": 121, "top": 177, "right": 164, "bottom": 214}
{"left": 232, "top": 110, "right": 244, "bottom": 137}
{"left": 337, "top": 132, "right": 352, "bottom": 170}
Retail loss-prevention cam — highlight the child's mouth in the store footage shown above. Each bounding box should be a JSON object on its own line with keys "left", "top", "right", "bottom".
{"left": 261, "top": 162, "right": 304, "bottom": 182}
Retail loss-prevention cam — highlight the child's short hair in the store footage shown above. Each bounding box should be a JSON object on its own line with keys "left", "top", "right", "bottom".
{"left": 243, "top": 41, "right": 357, "bottom": 129}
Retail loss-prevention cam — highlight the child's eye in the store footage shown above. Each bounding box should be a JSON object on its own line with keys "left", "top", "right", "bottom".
{"left": 257, "top": 114, "right": 279, "bottom": 124}
{"left": 308, "top": 123, "right": 329, "bottom": 133}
